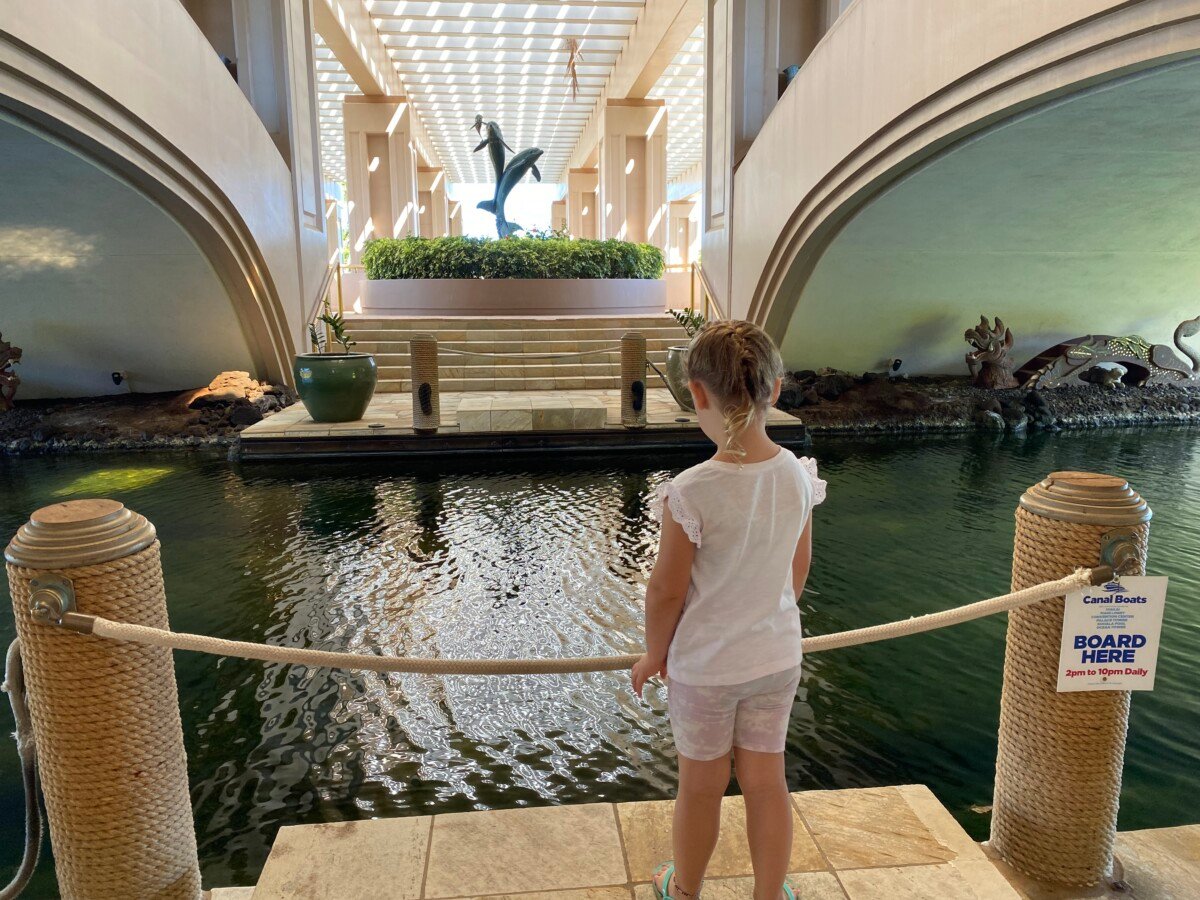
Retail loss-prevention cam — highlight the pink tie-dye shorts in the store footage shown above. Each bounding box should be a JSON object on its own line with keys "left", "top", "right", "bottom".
{"left": 667, "top": 664, "right": 803, "bottom": 761}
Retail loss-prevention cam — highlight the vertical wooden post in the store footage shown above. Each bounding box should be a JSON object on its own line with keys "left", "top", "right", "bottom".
{"left": 5, "top": 500, "right": 201, "bottom": 899}
{"left": 992, "top": 472, "right": 1151, "bottom": 886}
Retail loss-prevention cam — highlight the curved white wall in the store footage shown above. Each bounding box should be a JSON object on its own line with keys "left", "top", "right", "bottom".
{"left": 721, "top": 0, "right": 1200, "bottom": 344}
{"left": 781, "top": 59, "right": 1200, "bottom": 375}
{"left": 0, "top": 119, "right": 256, "bottom": 399}
{"left": 0, "top": 0, "right": 330, "bottom": 385}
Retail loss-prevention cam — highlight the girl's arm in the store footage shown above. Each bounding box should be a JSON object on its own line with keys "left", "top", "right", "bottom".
{"left": 792, "top": 514, "right": 813, "bottom": 599}
{"left": 632, "top": 507, "right": 695, "bottom": 695}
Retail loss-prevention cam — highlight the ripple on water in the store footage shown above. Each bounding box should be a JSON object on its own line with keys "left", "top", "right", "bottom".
{"left": 0, "top": 433, "right": 1197, "bottom": 892}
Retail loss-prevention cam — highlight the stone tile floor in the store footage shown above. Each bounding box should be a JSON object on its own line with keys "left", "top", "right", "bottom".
{"left": 208, "top": 785, "right": 1045, "bottom": 899}
{"left": 241, "top": 388, "right": 798, "bottom": 440}
{"left": 991, "top": 824, "right": 1200, "bottom": 899}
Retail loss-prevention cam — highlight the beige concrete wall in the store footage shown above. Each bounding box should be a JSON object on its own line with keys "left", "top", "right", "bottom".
{"left": 0, "top": 120, "right": 256, "bottom": 398}
{"left": 363, "top": 279, "right": 668, "bottom": 317}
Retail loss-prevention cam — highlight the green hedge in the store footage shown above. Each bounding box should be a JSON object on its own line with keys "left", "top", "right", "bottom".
{"left": 362, "top": 236, "right": 665, "bottom": 280}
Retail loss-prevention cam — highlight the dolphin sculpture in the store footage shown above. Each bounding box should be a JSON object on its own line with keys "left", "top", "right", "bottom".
{"left": 472, "top": 118, "right": 513, "bottom": 186}
{"left": 477, "top": 147, "right": 543, "bottom": 237}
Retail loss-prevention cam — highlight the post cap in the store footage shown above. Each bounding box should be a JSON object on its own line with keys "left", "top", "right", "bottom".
{"left": 4, "top": 499, "right": 157, "bottom": 569}
{"left": 1019, "top": 471, "right": 1151, "bottom": 526}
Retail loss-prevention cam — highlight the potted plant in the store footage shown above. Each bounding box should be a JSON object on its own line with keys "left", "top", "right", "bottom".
{"left": 293, "top": 306, "right": 377, "bottom": 423}
{"left": 661, "top": 310, "right": 707, "bottom": 412}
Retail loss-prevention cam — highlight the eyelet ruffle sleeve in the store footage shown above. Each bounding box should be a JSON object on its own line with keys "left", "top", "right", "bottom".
{"left": 798, "top": 456, "right": 827, "bottom": 506}
{"left": 651, "top": 482, "right": 702, "bottom": 546}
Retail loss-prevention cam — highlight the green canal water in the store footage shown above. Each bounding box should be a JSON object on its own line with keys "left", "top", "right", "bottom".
{"left": 1, "top": 429, "right": 1198, "bottom": 894}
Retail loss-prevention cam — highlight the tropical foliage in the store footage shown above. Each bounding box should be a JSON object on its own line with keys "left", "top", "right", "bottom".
{"left": 362, "top": 236, "right": 665, "bottom": 280}
{"left": 669, "top": 308, "right": 708, "bottom": 338}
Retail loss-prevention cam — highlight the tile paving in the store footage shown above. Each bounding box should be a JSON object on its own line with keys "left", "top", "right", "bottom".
{"left": 206, "top": 786, "right": 1031, "bottom": 899}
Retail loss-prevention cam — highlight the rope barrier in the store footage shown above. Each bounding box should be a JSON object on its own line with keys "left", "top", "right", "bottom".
{"left": 437, "top": 345, "right": 622, "bottom": 361}
{"left": 1, "top": 640, "right": 42, "bottom": 900}
{"left": 49, "top": 568, "right": 1101, "bottom": 676}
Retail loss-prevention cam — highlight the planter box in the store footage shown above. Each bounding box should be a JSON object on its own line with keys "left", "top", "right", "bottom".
{"left": 362, "top": 278, "right": 666, "bottom": 317}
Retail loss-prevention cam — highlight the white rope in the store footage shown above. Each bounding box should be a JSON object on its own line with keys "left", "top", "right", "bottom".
{"left": 75, "top": 569, "right": 1097, "bottom": 676}
{"left": 1, "top": 640, "right": 43, "bottom": 900}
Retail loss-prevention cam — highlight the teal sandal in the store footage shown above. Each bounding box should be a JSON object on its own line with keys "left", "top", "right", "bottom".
{"left": 783, "top": 880, "right": 796, "bottom": 899}
{"left": 653, "top": 861, "right": 701, "bottom": 899}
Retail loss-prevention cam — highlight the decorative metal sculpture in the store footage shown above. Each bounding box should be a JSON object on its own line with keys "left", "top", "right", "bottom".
{"left": 565, "top": 38, "right": 584, "bottom": 101}
{"left": 965, "top": 316, "right": 1017, "bottom": 389}
{"left": 1017, "top": 316, "right": 1200, "bottom": 389}
{"left": 472, "top": 115, "right": 543, "bottom": 238}
{"left": 0, "top": 331, "right": 21, "bottom": 411}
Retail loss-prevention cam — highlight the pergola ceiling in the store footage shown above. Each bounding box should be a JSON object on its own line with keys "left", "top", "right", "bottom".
{"left": 648, "top": 22, "right": 703, "bottom": 183}
{"left": 315, "top": 34, "right": 351, "bottom": 183}
{"left": 315, "top": 2, "right": 702, "bottom": 188}
{"left": 369, "top": 0, "right": 645, "bottom": 183}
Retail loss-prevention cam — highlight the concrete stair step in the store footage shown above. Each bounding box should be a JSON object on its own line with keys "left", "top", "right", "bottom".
{"left": 376, "top": 376, "right": 625, "bottom": 393}
{"left": 369, "top": 352, "right": 667, "bottom": 367}
{"left": 350, "top": 328, "right": 687, "bottom": 343}
{"left": 352, "top": 315, "right": 680, "bottom": 328}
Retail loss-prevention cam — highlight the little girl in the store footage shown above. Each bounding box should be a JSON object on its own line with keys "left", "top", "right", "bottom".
{"left": 632, "top": 320, "right": 824, "bottom": 900}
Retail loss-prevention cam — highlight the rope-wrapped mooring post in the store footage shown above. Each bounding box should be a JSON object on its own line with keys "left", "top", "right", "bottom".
{"left": 621, "top": 331, "right": 647, "bottom": 429}
{"left": 409, "top": 332, "right": 440, "bottom": 433}
{"left": 991, "top": 471, "right": 1151, "bottom": 886}
{"left": 4, "top": 500, "right": 202, "bottom": 899}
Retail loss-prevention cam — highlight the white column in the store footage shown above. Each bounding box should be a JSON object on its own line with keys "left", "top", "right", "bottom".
{"left": 567, "top": 168, "right": 599, "bottom": 239}
{"left": 344, "top": 95, "right": 419, "bottom": 262}
{"left": 598, "top": 100, "right": 668, "bottom": 249}
{"left": 418, "top": 167, "right": 449, "bottom": 236}
{"left": 668, "top": 200, "right": 696, "bottom": 267}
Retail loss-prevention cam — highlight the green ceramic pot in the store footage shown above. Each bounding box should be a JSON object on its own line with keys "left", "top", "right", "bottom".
{"left": 664, "top": 346, "right": 695, "bottom": 412}
{"left": 293, "top": 352, "right": 378, "bottom": 423}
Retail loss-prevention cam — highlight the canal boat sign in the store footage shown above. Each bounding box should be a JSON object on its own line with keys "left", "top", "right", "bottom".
{"left": 1057, "top": 577, "right": 1167, "bottom": 692}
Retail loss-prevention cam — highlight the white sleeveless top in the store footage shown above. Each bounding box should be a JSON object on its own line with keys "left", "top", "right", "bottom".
{"left": 650, "top": 448, "right": 826, "bottom": 686}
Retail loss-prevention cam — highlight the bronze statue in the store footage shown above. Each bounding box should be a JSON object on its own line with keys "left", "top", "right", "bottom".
{"left": 472, "top": 116, "right": 512, "bottom": 185}
{"left": 0, "top": 331, "right": 21, "bottom": 411}
{"left": 472, "top": 115, "right": 543, "bottom": 238}
{"left": 965, "top": 316, "right": 1017, "bottom": 389}
{"left": 1017, "top": 316, "right": 1200, "bottom": 389}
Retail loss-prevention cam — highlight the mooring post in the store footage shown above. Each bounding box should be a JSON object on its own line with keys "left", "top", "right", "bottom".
{"left": 410, "top": 332, "right": 440, "bottom": 434}
{"left": 621, "top": 331, "right": 647, "bottom": 429}
{"left": 5, "top": 500, "right": 201, "bottom": 899}
{"left": 992, "top": 471, "right": 1151, "bottom": 885}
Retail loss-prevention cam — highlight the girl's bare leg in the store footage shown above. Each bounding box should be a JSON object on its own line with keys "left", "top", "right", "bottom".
{"left": 733, "top": 747, "right": 791, "bottom": 900}
{"left": 658, "top": 752, "right": 730, "bottom": 897}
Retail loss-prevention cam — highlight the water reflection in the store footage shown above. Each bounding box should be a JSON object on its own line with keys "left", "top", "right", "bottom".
{"left": 1, "top": 436, "right": 1197, "bottom": 893}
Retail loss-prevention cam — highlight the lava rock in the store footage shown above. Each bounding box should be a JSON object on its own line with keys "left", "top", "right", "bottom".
{"left": 814, "top": 371, "right": 856, "bottom": 401}
{"left": 974, "top": 410, "right": 1006, "bottom": 431}
{"left": 228, "top": 403, "right": 264, "bottom": 428}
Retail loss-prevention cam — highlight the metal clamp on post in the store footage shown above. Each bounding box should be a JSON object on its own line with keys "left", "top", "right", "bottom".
{"left": 1100, "top": 526, "right": 1142, "bottom": 580}
{"left": 27, "top": 576, "right": 93, "bottom": 634}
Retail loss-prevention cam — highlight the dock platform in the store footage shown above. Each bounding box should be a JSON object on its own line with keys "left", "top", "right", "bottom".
{"left": 207, "top": 784, "right": 1200, "bottom": 898}
{"left": 238, "top": 388, "right": 807, "bottom": 459}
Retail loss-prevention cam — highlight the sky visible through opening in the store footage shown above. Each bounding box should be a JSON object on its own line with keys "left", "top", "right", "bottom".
{"left": 450, "top": 183, "right": 562, "bottom": 238}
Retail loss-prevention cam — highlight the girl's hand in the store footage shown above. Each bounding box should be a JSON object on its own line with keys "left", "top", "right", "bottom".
{"left": 631, "top": 653, "right": 667, "bottom": 697}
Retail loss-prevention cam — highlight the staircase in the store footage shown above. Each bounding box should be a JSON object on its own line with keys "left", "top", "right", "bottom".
{"left": 352, "top": 315, "right": 689, "bottom": 393}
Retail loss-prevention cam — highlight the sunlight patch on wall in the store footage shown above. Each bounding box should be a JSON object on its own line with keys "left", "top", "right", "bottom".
{"left": 0, "top": 226, "right": 97, "bottom": 275}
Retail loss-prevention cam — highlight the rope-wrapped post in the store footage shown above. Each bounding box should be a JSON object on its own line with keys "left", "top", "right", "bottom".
{"left": 4, "top": 500, "right": 201, "bottom": 899}
{"left": 409, "top": 332, "right": 440, "bottom": 434}
{"left": 991, "top": 471, "right": 1151, "bottom": 886}
{"left": 621, "top": 331, "right": 647, "bottom": 429}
